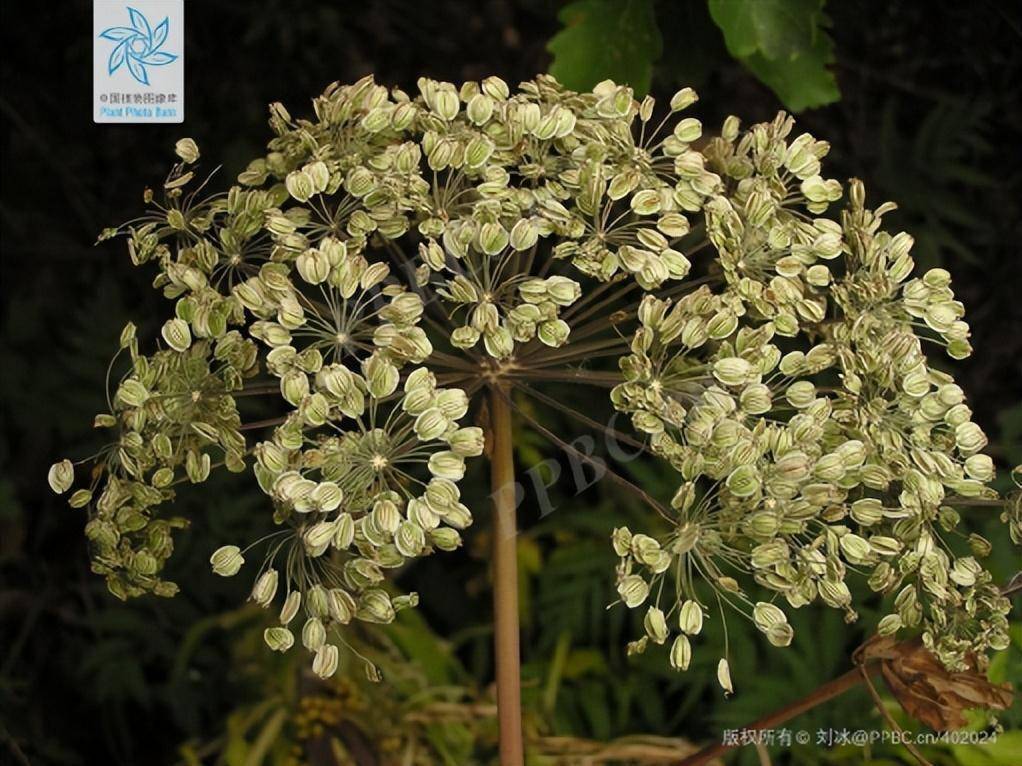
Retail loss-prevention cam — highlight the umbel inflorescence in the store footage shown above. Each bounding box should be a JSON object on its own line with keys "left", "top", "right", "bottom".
{"left": 50, "top": 75, "right": 1018, "bottom": 689}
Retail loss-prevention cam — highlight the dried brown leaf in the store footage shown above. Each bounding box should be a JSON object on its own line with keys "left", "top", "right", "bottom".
{"left": 858, "top": 637, "right": 1013, "bottom": 731}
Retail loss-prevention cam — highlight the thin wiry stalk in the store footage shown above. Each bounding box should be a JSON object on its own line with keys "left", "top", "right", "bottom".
{"left": 859, "top": 666, "right": 932, "bottom": 766}
{"left": 428, "top": 349, "right": 481, "bottom": 372}
{"left": 511, "top": 368, "right": 622, "bottom": 387}
{"left": 565, "top": 279, "right": 639, "bottom": 326}
{"left": 497, "top": 385, "right": 673, "bottom": 524}
{"left": 561, "top": 275, "right": 629, "bottom": 322}
{"left": 557, "top": 310, "right": 634, "bottom": 344}
{"left": 233, "top": 385, "right": 284, "bottom": 398}
{"left": 239, "top": 417, "right": 287, "bottom": 432}
{"left": 515, "top": 382, "right": 651, "bottom": 455}
{"left": 523, "top": 336, "right": 631, "bottom": 368}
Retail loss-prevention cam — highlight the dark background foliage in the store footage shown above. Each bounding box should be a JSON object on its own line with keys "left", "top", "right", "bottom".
{"left": 1, "top": 1, "right": 1020, "bottom": 764}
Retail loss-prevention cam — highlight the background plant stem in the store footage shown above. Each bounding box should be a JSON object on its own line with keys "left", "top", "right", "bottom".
{"left": 675, "top": 664, "right": 878, "bottom": 766}
{"left": 489, "top": 384, "right": 524, "bottom": 766}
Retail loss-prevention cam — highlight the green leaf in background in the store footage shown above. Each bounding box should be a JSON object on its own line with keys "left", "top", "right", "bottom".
{"left": 951, "top": 732, "right": 1022, "bottom": 766}
{"left": 741, "top": 36, "right": 839, "bottom": 112}
{"left": 708, "top": 0, "right": 819, "bottom": 59}
{"left": 547, "top": 0, "right": 663, "bottom": 96}
{"left": 708, "top": 0, "right": 840, "bottom": 111}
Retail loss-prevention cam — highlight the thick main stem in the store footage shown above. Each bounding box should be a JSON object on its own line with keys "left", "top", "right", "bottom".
{"left": 489, "top": 384, "right": 524, "bottom": 766}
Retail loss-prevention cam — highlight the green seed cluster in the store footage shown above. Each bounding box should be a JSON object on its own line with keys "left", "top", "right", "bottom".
{"left": 48, "top": 327, "right": 257, "bottom": 600}
{"left": 611, "top": 116, "right": 1012, "bottom": 690}
{"left": 49, "top": 75, "right": 1016, "bottom": 687}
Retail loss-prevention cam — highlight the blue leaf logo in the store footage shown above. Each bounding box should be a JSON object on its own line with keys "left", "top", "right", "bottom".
{"left": 99, "top": 7, "right": 177, "bottom": 86}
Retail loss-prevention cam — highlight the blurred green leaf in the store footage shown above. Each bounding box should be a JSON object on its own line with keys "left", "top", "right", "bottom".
{"left": 740, "top": 39, "right": 839, "bottom": 113}
{"left": 242, "top": 707, "right": 286, "bottom": 766}
{"left": 385, "top": 608, "right": 468, "bottom": 686}
{"left": 223, "top": 700, "right": 280, "bottom": 766}
{"left": 951, "top": 732, "right": 1022, "bottom": 766}
{"left": 708, "top": 0, "right": 839, "bottom": 111}
{"left": 547, "top": 0, "right": 663, "bottom": 96}
{"left": 709, "top": 0, "right": 820, "bottom": 58}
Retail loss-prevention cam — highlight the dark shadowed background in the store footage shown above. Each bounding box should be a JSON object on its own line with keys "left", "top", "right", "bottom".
{"left": 1, "top": 2, "right": 1020, "bottom": 765}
